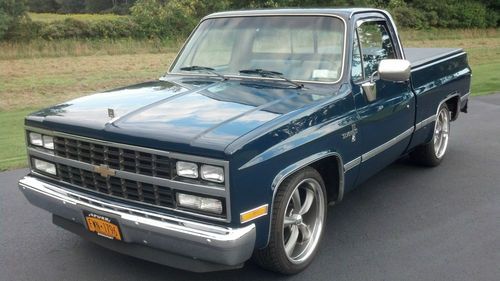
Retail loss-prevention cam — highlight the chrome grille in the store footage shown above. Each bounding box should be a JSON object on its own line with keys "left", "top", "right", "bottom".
{"left": 53, "top": 136, "right": 172, "bottom": 178}
{"left": 53, "top": 136, "right": 175, "bottom": 208}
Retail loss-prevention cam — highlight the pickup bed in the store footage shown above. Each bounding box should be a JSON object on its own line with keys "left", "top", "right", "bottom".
{"left": 19, "top": 8, "right": 471, "bottom": 274}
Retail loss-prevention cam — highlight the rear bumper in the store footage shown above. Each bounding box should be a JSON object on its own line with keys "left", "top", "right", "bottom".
{"left": 18, "top": 176, "right": 256, "bottom": 272}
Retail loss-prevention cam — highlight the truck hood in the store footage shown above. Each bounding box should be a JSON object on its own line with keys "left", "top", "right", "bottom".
{"left": 27, "top": 78, "right": 332, "bottom": 158}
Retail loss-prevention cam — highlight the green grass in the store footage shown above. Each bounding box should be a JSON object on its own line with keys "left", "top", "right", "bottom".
{"left": 470, "top": 64, "right": 500, "bottom": 96}
{"left": 0, "top": 53, "right": 176, "bottom": 171}
{"left": 28, "top": 12, "right": 124, "bottom": 23}
{"left": 0, "top": 28, "right": 499, "bottom": 171}
{"left": 0, "top": 53, "right": 176, "bottom": 110}
{"left": 0, "top": 38, "right": 181, "bottom": 60}
{"left": 400, "top": 28, "right": 498, "bottom": 41}
{"left": 0, "top": 109, "right": 34, "bottom": 171}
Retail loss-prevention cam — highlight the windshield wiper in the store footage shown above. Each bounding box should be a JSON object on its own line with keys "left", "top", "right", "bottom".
{"left": 180, "top": 65, "right": 227, "bottom": 81}
{"left": 239, "top": 68, "right": 303, "bottom": 88}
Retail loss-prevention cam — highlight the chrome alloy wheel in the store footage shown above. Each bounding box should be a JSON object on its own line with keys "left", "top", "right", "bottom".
{"left": 433, "top": 107, "right": 450, "bottom": 159}
{"left": 282, "top": 178, "right": 325, "bottom": 264}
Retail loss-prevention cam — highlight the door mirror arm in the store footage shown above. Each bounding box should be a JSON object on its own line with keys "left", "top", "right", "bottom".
{"left": 362, "top": 71, "right": 378, "bottom": 103}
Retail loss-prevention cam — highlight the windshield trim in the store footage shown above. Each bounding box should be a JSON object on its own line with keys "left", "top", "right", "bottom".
{"left": 166, "top": 13, "right": 347, "bottom": 85}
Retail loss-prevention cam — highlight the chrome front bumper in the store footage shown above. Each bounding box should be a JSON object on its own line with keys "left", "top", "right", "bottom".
{"left": 18, "top": 176, "right": 256, "bottom": 272}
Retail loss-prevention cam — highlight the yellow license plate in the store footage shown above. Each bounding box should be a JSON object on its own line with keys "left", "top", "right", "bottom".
{"left": 84, "top": 212, "right": 122, "bottom": 241}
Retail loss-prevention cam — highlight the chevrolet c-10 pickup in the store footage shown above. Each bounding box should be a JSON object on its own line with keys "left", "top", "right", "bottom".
{"left": 19, "top": 8, "right": 471, "bottom": 274}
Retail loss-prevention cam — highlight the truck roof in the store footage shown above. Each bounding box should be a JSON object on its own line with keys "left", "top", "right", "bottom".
{"left": 205, "top": 8, "right": 384, "bottom": 20}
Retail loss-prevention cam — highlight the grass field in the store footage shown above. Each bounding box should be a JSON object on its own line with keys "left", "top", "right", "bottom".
{"left": 0, "top": 28, "right": 499, "bottom": 170}
{"left": 0, "top": 53, "right": 176, "bottom": 170}
{"left": 0, "top": 39, "right": 181, "bottom": 60}
{"left": 28, "top": 12, "right": 124, "bottom": 22}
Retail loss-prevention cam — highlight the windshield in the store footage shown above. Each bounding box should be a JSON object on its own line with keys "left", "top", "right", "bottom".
{"left": 170, "top": 16, "right": 345, "bottom": 83}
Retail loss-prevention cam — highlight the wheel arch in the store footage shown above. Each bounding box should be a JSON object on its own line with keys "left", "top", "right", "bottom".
{"left": 265, "top": 151, "right": 344, "bottom": 246}
{"left": 444, "top": 95, "right": 460, "bottom": 121}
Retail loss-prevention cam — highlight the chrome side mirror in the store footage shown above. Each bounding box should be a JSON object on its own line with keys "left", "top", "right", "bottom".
{"left": 378, "top": 59, "right": 411, "bottom": 82}
{"left": 361, "top": 59, "right": 411, "bottom": 103}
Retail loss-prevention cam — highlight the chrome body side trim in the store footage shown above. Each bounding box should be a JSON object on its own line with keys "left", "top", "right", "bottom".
{"left": 25, "top": 126, "right": 232, "bottom": 222}
{"left": 414, "top": 93, "right": 462, "bottom": 132}
{"left": 362, "top": 127, "right": 414, "bottom": 163}
{"left": 415, "top": 115, "right": 437, "bottom": 131}
{"left": 460, "top": 92, "right": 470, "bottom": 102}
{"left": 18, "top": 176, "right": 255, "bottom": 268}
{"left": 166, "top": 13, "right": 348, "bottom": 85}
{"left": 341, "top": 93, "right": 463, "bottom": 170}
{"left": 343, "top": 156, "right": 361, "bottom": 172}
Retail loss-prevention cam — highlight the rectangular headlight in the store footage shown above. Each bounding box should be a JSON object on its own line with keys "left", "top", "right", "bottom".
{"left": 42, "top": 135, "right": 54, "bottom": 149}
{"left": 176, "top": 193, "right": 223, "bottom": 215}
{"left": 176, "top": 161, "right": 198, "bottom": 179}
{"left": 29, "top": 132, "right": 43, "bottom": 146}
{"left": 200, "top": 165, "right": 224, "bottom": 183}
{"left": 29, "top": 132, "right": 54, "bottom": 150}
{"left": 32, "top": 158, "right": 57, "bottom": 176}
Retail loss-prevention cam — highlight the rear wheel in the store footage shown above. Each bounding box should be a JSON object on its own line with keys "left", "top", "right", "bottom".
{"left": 253, "top": 167, "right": 327, "bottom": 274}
{"left": 411, "top": 103, "right": 451, "bottom": 166}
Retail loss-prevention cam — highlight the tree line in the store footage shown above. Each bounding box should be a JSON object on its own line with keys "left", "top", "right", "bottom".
{"left": 26, "top": 0, "right": 137, "bottom": 14}
{"left": 1, "top": 0, "right": 498, "bottom": 41}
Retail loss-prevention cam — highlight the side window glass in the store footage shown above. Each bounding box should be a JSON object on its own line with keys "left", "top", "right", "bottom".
{"left": 356, "top": 21, "right": 395, "bottom": 77}
{"left": 352, "top": 31, "right": 363, "bottom": 81}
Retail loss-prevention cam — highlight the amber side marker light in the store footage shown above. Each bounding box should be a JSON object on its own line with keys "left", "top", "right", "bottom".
{"left": 240, "top": 204, "right": 269, "bottom": 223}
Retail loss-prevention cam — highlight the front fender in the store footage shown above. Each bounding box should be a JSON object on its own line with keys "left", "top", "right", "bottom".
{"left": 227, "top": 88, "right": 358, "bottom": 249}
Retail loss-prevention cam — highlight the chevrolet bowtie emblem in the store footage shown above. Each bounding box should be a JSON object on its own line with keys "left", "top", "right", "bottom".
{"left": 94, "top": 164, "right": 116, "bottom": 178}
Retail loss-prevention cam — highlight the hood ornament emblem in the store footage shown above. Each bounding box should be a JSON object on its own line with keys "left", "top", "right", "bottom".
{"left": 108, "top": 108, "right": 115, "bottom": 118}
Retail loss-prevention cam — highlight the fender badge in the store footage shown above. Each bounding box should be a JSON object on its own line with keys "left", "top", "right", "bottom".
{"left": 108, "top": 108, "right": 115, "bottom": 118}
{"left": 342, "top": 124, "right": 358, "bottom": 142}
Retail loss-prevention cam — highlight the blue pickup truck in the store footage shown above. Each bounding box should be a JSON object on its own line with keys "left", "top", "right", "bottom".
{"left": 19, "top": 8, "right": 471, "bottom": 274}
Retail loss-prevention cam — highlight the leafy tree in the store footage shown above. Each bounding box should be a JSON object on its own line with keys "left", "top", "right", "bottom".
{"left": 84, "top": 0, "right": 113, "bottom": 13}
{"left": 176, "top": 0, "right": 230, "bottom": 19}
{"left": 55, "top": 0, "right": 85, "bottom": 13}
{"left": 131, "top": 0, "right": 229, "bottom": 38}
{"left": 0, "top": 0, "right": 28, "bottom": 40}
{"left": 27, "top": 0, "right": 60, "bottom": 12}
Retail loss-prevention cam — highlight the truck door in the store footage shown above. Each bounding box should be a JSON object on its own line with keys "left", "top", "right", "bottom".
{"left": 351, "top": 18, "right": 416, "bottom": 184}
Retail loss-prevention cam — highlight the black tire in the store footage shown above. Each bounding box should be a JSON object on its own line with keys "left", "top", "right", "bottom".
{"left": 410, "top": 103, "right": 451, "bottom": 167}
{"left": 253, "top": 167, "right": 327, "bottom": 274}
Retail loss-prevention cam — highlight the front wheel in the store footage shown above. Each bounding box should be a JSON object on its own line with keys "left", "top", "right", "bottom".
{"left": 410, "top": 103, "right": 451, "bottom": 166}
{"left": 253, "top": 167, "right": 327, "bottom": 274}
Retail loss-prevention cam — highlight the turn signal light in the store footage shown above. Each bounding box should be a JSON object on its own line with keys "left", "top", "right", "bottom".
{"left": 240, "top": 204, "right": 268, "bottom": 223}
